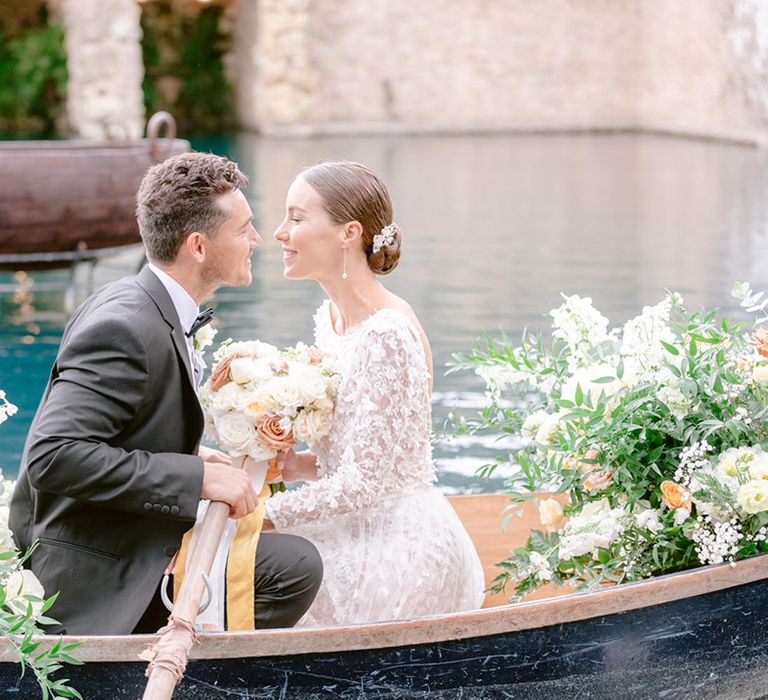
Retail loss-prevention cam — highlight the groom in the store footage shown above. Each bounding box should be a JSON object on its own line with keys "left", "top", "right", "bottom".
{"left": 10, "top": 152, "right": 322, "bottom": 635}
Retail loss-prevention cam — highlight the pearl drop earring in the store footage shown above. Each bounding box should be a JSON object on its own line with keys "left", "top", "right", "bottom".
{"left": 342, "top": 248, "right": 348, "bottom": 280}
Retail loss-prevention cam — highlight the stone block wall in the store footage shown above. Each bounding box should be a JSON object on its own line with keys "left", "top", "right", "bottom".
{"left": 233, "top": 0, "right": 768, "bottom": 143}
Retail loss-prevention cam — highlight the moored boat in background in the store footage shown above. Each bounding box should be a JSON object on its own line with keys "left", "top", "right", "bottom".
{"left": 0, "top": 112, "right": 189, "bottom": 270}
{"left": 1, "top": 494, "right": 767, "bottom": 698}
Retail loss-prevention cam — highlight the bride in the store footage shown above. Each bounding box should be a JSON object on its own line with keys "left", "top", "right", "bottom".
{"left": 264, "top": 160, "right": 485, "bottom": 626}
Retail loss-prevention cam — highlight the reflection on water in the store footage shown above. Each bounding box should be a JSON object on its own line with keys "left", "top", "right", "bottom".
{"left": 2, "top": 132, "right": 768, "bottom": 491}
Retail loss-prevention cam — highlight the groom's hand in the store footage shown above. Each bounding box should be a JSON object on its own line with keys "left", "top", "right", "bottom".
{"left": 198, "top": 445, "right": 231, "bottom": 465}
{"left": 201, "top": 461, "right": 258, "bottom": 519}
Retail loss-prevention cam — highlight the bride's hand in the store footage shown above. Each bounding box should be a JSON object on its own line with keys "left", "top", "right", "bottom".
{"left": 277, "top": 449, "right": 318, "bottom": 483}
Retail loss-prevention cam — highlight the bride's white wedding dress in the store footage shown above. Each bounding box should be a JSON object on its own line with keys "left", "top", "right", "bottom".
{"left": 265, "top": 301, "right": 485, "bottom": 626}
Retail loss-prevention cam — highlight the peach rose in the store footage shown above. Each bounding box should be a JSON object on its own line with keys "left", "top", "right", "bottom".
{"left": 210, "top": 354, "right": 241, "bottom": 392}
{"left": 660, "top": 480, "right": 690, "bottom": 511}
{"left": 576, "top": 450, "right": 615, "bottom": 491}
{"left": 583, "top": 468, "right": 615, "bottom": 491}
{"left": 255, "top": 414, "right": 296, "bottom": 451}
{"left": 751, "top": 329, "right": 768, "bottom": 359}
{"left": 307, "top": 346, "right": 325, "bottom": 366}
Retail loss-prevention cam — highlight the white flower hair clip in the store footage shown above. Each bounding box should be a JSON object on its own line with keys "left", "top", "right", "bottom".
{"left": 372, "top": 223, "right": 398, "bottom": 254}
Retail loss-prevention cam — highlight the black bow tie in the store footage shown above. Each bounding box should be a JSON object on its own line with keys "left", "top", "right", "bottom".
{"left": 186, "top": 307, "right": 214, "bottom": 337}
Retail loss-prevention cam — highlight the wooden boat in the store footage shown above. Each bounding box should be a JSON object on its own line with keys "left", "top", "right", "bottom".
{"left": 2, "top": 494, "right": 768, "bottom": 698}
{"left": 0, "top": 112, "right": 189, "bottom": 270}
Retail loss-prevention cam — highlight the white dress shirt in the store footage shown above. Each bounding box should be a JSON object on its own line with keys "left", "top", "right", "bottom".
{"left": 146, "top": 263, "right": 205, "bottom": 388}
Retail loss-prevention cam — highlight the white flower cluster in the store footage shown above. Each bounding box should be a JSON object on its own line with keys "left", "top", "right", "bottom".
{"left": 674, "top": 440, "right": 715, "bottom": 486}
{"left": 201, "top": 340, "right": 340, "bottom": 462}
{"left": 635, "top": 507, "right": 663, "bottom": 533}
{"left": 193, "top": 324, "right": 218, "bottom": 353}
{"left": 692, "top": 515, "right": 742, "bottom": 566}
{"left": 0, "top": 390, "right": 18, "bottom": 426}
{"left": 557, "top": 499, "right": 627, "bottom": 560}
{"left": 475, "top": 363, "right": 531, "bottom": 396}
{"left": 620, "top": 294, "right": 682, "bottom": 389}
{"left": 550, "top": 295, "right": 613, "bottom": 369}
{"left": 0, "top": 470, "right": 17, "bottom": 565}
{"left": 1, "top": 465, "right": 46, "bottom": 615}
{"left": 522, "top": 550, "right": 554, "bottom": 582}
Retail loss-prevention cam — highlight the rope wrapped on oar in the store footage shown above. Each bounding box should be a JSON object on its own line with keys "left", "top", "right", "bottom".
{"left": 142, "top": 615, "right": 199, "bottom": 684}
{"left": 142, "top": 499, "right": 230, "bottom": 700}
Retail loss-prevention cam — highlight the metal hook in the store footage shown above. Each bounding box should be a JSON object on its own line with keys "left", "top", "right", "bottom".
{"left": 146, "top": 111, "right": 178, "bottom": 163}
{"left": 160, "top": 572, "right": 212, "bottom": 615}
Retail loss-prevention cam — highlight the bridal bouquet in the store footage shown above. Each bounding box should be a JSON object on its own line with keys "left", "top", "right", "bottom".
{"left": 199, "top": 340, "right": 339, "bottom": 492}
{"left": 0, "top": 391, "right": 82, "bottom": 697}
{"left": 451, "top": 283, "right": 768, "bottom": 601}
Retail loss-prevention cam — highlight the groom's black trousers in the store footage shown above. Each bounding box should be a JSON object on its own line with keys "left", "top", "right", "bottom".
{"left": 133, "top": 533, "right": 323, "bottom": 633}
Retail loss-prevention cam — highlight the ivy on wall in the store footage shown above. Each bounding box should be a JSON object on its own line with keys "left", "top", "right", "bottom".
{"left": 140, "top": 0, "right": 235, "bottom": 134}
{"left": 0, "top": 2, "right": 67, "bottom": 138}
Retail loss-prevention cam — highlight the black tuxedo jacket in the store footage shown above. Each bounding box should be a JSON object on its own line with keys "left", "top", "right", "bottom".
{"left": 10, "top": 266, "right": 205, "bottom": 634}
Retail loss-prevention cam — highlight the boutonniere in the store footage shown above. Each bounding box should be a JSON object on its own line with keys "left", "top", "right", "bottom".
{"left": 194, "top": 324, "right": 218, "bottom": 353}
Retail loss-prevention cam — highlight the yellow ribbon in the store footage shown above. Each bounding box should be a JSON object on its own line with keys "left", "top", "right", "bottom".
{"left": 174, "top": 457, "right": 275, "bottom": 631}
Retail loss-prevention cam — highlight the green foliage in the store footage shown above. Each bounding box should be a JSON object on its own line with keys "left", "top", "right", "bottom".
{"left": 0, "top": 23, "right": 67, "bottom": 137}
{"left": 141, "top": 1, "right": 235, "bottom": 133}
{"left": 451, "top": 288, "right": 768, "bottom": 601}
{"left": 1, "top": 395, "right": 82, "bottom": 699}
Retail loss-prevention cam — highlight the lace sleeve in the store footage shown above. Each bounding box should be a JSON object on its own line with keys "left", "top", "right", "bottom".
{"left": 266, "top": 321, "right": 425, "bottom": 529}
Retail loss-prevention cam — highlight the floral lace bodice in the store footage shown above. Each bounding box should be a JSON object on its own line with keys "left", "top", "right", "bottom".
{"left": 266, "top": 301, "right": 437, "bottom": 529}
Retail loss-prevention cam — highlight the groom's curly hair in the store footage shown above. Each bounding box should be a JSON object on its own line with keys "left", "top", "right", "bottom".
{"left": 136, "top": 152, "right": 249, "bottom": 263}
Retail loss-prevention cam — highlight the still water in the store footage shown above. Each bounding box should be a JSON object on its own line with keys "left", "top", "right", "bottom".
{"left": 2, "top": 132, "right": 768, "bottom": 491}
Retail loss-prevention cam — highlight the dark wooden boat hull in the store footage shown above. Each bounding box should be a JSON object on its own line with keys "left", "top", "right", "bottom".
{"left": 2, "top": 555, "right": 768, "bottom": 699}
{"left": 0, "top": 136, "right": 189, "bottom": 268}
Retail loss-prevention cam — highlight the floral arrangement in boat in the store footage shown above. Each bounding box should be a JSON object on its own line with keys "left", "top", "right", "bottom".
{"left": 0, "top": 391, "right": 82, "bottom": 698}
{"left": 451, "top": 283, "right": 768, "bottom": 601}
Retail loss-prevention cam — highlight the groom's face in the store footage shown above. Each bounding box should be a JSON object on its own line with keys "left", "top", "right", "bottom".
{"left": 202, "top": 188, "right": 261, "bottom": 288}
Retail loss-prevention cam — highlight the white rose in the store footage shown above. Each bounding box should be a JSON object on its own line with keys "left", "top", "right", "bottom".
{"left": 287, "top": 364, "right": 328, "bottom": 405}
{"left": 717, "top": 445, "right": 763, "bottom": 479}
{"left": 0, "top": 477, "right": 14, "bottom": 508}
{"left": 293, "top": 410, "right": 332, "bottom": 445}
{"left": 222, "top": 340, "right": 280, "bottom": 360}
{"left": 4, "top": 569, "right": 45, "bottom": 617}
{"left": 267, "top": 376, "right": 303, "bottom": 412}
{"left": 538, "top": 497, "right": 565, "bottom": 532}
{"left": 737, "top": 480, "right": 768, "bottom": 514}
{"left": 209, "top": 382, "right": 249, "bottom": 416}
{"left": 214, "top": 413, "right": 256, "bottom": 453}
{"left": 535, "top": 414, "right": 561, "bottom": 447}
{"left": 242, "top": 385, "right": 280, "bottom": 418}
{"left": 0, "top": 509, "right": 18, "bottom": 563}
{"left": 753, "top": 364, "right": 768, "bottom": 383}
{"left": 229, "top": 357, "right": 256, "bottom": 385}
{"left": 522, "top": 410, "right": 550, "bottom": 440}
{"left": 748, "top": 452, "right": 768, "bottom": 481}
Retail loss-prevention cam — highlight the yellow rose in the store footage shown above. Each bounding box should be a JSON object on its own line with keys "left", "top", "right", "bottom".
{"left": 538, "top": 497, "right": 566, "bottom": 532}
{"left": 753, "top": 364, "right": 768, "bottom": 383}
{"left": 737, "top": 480, "right": 768, "bottom": 514}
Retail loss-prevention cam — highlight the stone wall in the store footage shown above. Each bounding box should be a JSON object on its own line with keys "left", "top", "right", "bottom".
{"left": 234, "top": 0, "right": 768, "bottom": 144}
{"left": 55, "top": 0, "right": 145, "bottom": 140}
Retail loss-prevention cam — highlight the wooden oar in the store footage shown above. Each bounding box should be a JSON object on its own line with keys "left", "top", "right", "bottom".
{"left": 142, "top": 500, "right": 230, "bottom": 700}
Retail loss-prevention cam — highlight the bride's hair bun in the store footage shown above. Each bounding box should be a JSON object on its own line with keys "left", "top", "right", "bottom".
{"left": 300, "top": 160, "right": 401, "bottom": 275}
{"left": 368, "top": 223, "right": 401, "bottom": 275}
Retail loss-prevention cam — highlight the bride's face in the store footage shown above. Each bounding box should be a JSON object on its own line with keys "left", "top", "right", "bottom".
{"left": 274, "top": 176, "right": 343, "bottom": 281}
